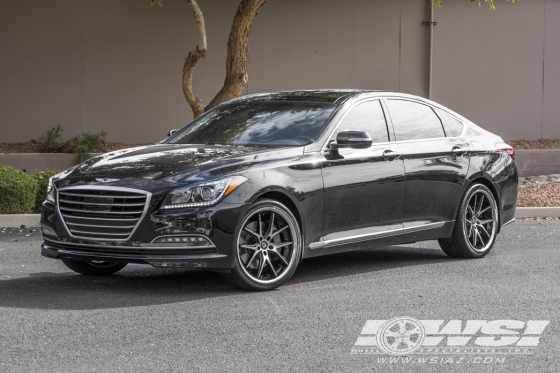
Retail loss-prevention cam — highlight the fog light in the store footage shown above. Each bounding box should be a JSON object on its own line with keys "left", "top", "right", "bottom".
{"left": 152, "top": 235, "right": 211, "bottom": 246}
{"left": 41, "top": 226, "right": 57, "bottom": 237}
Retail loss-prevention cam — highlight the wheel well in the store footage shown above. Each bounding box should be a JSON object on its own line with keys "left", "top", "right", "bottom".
{"left": 468, "top": 177, "right": 501, "bottom": 228}
{"left": 257, "top": 191, "right": 303, "bottom": 236}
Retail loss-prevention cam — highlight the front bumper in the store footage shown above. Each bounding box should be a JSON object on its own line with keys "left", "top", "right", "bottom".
{"left": 41, "top": 239, "right": 229, "bottom": 268}
{"left": 40, "top": 199, "right": 250, "bottom": 269}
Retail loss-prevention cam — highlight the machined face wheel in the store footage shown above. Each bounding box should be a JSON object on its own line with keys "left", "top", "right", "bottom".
{"left": 237, "top": 207, "right": 297, "bottom": 284}
{"left": 462, "top": 189, "right": 497, "bottom": 253}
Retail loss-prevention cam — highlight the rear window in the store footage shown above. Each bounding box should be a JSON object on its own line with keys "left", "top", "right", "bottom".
{"left": 386, "top": 99, "right": 445, "bottom": 141}
{"left": 434, "top": 108, "right": 464, "bottom": 137}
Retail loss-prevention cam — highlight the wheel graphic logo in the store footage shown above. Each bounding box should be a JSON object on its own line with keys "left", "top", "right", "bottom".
{"left": 376, "top": 317, "right": 425, "bottom": 355}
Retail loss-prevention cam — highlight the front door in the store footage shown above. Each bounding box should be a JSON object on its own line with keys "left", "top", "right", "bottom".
{"left": 321, "top": 99, "right": 406, "bottom": 246}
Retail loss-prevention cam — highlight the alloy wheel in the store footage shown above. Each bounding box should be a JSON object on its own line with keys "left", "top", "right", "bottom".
{"left": 237, "top": 207, "right": 297, "bottom": 284}
{"left": 463, "top": 189, "right": 497, "bottom": 252}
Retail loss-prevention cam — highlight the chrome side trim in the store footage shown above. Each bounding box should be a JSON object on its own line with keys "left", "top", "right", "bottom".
{"left": 501, "top": 218, "right": 515, "bottom": 227}
{"left": 57, "top": 185, "right": 152, "bottom": 242}
{"left": 309, "top": 221, "right": 451, "bottom": 249}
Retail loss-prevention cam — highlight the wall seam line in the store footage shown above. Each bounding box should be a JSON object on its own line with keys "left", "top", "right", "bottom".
{"left": 398, "top": 0, "right": 402, "bottom": 92}
{"left": 82, "top": 0, "right": 86, "bottom": 133}
{"left": 541, "top": 0, "right": 546, "bottom": 139}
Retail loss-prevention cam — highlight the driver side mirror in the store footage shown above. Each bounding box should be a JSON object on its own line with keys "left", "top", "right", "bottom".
{"left": 167, "top": 129, "right": 179, "bottom": 137}
{"left": 331, "top": 130, "right": 373, "bottom": 150}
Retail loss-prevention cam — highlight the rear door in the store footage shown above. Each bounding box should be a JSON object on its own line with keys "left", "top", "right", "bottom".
{"left": 320, "top": 99, "right": 405, "bottom": 246}
{"left": 384, "top": 99, "right": 470, "bottom": 228}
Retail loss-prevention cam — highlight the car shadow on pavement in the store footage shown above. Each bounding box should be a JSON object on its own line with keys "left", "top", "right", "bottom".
{"left": 0, "top": 245, "right": 455, "bottom": 311}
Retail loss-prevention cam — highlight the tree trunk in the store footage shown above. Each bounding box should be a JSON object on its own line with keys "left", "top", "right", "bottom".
{"left": 205, "top": 0, "right": 266, "bottom": 112}
{"left": 182, "top": 0, "right": 208, "bottom": 118}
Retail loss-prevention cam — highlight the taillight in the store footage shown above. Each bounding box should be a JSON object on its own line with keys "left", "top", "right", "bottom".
{"left": 496, "top": 142, "right": 515, "bottom": 160}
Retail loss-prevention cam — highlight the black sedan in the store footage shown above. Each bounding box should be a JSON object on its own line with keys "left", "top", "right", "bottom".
{"left": 40, "top": 90, "right": 518, "bottom": 290}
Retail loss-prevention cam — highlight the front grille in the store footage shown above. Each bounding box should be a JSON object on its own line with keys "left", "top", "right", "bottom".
{"left": 58, "top": 187, "right": 150, "bottom": 241}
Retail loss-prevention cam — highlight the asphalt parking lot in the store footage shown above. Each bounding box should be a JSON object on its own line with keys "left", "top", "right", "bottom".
{"left": 0, "top": 220, "right": 558, "bottom": 373}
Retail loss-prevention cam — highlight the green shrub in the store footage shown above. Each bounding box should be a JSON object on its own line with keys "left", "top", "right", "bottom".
{"left": 0, "top": 166, "right": 38, "bottom": 214}
{"left": 32, "top": 170, "right": 61, "bottom": 213}
{"left": 31, "top": 125, "right": 64, "bottom": 152}
{"left": 63, "top": 131, "right": 107, "bottom": 163}
{"left": 30, "top": 126, "right": 108, "bottom": 163}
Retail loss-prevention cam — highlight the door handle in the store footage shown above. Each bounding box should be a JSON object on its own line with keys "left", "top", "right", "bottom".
{"left": 382, "top": 149, "right": 402, "bottom": 161}
{"left": 452, "top": 146, "right": 469, "bottom": 156}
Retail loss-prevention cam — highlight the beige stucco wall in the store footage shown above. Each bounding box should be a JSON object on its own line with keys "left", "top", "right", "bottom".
{"left": 431, "top": 0, "right": 553, "bottom": 140}
{"left": 0, "top": 0, "right": 557, "bottom": 143}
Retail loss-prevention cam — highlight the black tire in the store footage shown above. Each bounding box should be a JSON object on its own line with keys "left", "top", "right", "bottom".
{"left": 438, "top": 183, "right": 499, "bottom": 258}
{"left": 221, "top": 199, "right": 302, "bottom": 291}
{"left": 61, "top": 258, "right": 127, "bottom": 276}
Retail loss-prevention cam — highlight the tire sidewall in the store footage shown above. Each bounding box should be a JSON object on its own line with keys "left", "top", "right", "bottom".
{"left": 230, "top": 199, "right": 302, "bottom": 290}
{"left": 459, "top": 184, "right": 499, "bottom": 257}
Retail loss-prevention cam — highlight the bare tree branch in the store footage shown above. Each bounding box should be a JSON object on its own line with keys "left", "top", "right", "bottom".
{"left": 183, "top": 0, "right": 208, "bottom": 118}
{"left": 206, "top": 0, "right": 266, "bottom": 111}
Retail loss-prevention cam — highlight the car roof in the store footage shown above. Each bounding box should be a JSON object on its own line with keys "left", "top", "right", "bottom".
{"left": 234, "top": 90, "right": 384, "bottom": 105}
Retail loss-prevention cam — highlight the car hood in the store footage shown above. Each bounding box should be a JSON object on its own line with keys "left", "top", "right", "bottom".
{"left": 65, "top": 144, "right": 301, "bottom": 185}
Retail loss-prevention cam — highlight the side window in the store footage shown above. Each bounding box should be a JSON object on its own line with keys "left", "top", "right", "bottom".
{"left": 434, "top": 108, "right": 464, "bottom": 137}
{"left": 336, "top": 100, "right": 389, "bottom": 143}
{"left": 386, "top": 100, "right": 445, "bottom": 141}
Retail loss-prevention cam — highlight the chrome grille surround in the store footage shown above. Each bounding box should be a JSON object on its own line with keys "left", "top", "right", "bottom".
{"left": 57, "top": 186, "right": 152, "bottom": 241}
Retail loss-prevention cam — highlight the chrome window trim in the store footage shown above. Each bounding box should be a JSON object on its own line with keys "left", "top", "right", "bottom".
{"left": 383, "top": 97, "right": 466, "bottom": 142}
{"left": 320, "top": 98, "right": 390, "bottom": 151}
{"left": 318, "top": 95, "right": 468, "bottom": 152}
{"left": 57, "top": 185, "right": 152, "bottom": 242}
{"left": 379, "top": 94, "right": 468, "bottom": 137}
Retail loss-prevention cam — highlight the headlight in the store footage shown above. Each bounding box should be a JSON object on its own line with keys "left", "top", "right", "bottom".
{"left": 46, "top": 177, "right": 56, "bottom": 203}
{"left": 160, "top": 176, "right": 247, "bottom": 209}
{"left": 46, "top": 166, "right": 77, "bottom": 204}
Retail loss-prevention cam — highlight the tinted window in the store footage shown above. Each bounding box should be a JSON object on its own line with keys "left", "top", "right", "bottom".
{"left": 386, "top": 100, "right": 445, "bottom": 141}
{"left": 336, "top": 100, "right": 389, "bottom": 143}
{"left": 168, "top": 100, "right": 336, "bottom": 147}
{"left": 434, "top": 108, "right": 464, "bottom": 137}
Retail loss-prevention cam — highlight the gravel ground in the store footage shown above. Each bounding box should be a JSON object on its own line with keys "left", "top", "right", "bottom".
{"left": 518, "top": 183, "right": 560, "bottom": 207}
{"left": 508, "top": 139, "right": 560, "bottom": 149}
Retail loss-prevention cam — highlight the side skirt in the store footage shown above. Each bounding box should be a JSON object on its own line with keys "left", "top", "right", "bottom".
{"left": 303, "top": 221, "right": 455, "bottom": 259}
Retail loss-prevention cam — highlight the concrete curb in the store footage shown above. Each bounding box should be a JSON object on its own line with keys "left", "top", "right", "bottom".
{"left": 0, "top": 208, "right": 559, "bottom": 228}
{"left": 514, "top": 207, "right": 560, "bottom": 219}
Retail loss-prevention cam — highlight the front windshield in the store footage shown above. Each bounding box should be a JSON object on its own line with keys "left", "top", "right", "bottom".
{"left": 167, "top": 100, "right": 337, "bottom": 147}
